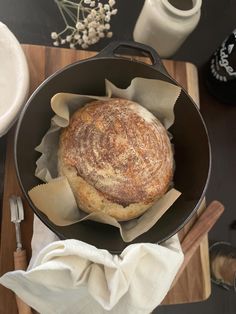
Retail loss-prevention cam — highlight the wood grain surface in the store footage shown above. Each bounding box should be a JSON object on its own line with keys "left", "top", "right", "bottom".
{"left": 0, "top": 45, "right": 210, "bottom": 313}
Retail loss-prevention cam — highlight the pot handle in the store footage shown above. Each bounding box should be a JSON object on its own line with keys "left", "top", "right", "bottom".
{"left": 96, "top": 41, "right": 169, "bottom": 75}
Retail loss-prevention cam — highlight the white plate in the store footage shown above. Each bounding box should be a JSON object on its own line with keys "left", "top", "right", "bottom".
{"left": 0, "top": 22, "right": 29, "bottom": 137}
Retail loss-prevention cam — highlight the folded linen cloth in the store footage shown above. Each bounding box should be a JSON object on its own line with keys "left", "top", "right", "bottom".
{"left": 0, "top": 216, "right": 184, "bottom": 314}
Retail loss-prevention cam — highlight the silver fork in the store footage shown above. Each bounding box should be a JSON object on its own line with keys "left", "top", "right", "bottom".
{"left": 9, "top": 195, "right": 24, "bottom": 251}
{"left": 9, "top": 195, "right": 33, "bottom": 314}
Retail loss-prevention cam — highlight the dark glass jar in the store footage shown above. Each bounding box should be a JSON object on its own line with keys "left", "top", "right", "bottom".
{"left": 205, "top": 29, "right": 236, "bottom": 105}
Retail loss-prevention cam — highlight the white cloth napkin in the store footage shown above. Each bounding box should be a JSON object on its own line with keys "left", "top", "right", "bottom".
{"left": 0, "top": 216, "right": 183, "bottom": 314}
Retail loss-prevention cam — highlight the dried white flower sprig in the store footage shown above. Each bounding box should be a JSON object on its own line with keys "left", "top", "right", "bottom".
{"left": 51, "top": 0, "right": 117, "bottom": 49}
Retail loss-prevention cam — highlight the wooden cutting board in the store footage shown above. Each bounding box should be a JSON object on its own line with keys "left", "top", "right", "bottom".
{"left": 0, "top": 44, "right": 210, "bottom": 313}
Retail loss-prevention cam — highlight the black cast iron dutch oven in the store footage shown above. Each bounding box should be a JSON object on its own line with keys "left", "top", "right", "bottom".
{"left": 15, "top": 41, "right": 211, "bottom": 253}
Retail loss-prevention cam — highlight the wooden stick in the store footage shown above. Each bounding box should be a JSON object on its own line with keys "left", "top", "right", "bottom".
{"left": 171, "top": 200, "right": 224, "bottom": 288}
{"left": 14, "top": 250, "right": 33, "bottom": 314}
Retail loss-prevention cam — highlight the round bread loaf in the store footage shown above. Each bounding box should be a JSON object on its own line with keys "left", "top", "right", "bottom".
{"left": 58, "top": 98, "right": 174, "bottom": 221}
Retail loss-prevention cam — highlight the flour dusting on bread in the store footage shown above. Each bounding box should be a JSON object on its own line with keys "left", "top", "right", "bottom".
{"left": 58, "top": 98, "right": 174, "bottom": 221}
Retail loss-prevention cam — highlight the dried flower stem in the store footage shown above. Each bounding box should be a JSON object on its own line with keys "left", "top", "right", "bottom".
{"left": 52, "top": 0, "right": 117, "bottom": 49}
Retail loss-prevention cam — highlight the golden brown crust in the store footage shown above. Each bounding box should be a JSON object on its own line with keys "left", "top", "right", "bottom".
{"left": 57, "top": 159, "right": 153, "bottom": 221}
{"left": 58, "top": 98, "right": 174, "bottom": 221}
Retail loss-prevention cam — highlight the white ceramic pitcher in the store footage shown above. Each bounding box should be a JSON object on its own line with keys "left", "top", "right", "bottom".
{"left": 133, "top": 0, "right": 202, "bottom": 58}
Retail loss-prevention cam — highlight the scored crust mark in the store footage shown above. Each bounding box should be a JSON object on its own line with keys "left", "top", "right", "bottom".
{"left": 59, "top": 98, "right": 174, "bottom": 211}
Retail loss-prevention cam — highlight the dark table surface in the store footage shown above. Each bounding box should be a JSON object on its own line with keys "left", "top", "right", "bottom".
{"left": 0, "top": 1, "right": 236, "bottom": 313}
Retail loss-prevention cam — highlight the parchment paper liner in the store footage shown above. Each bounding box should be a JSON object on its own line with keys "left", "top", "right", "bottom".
{"left": 29, "top": 78, "right": 181, "bottom": 242}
